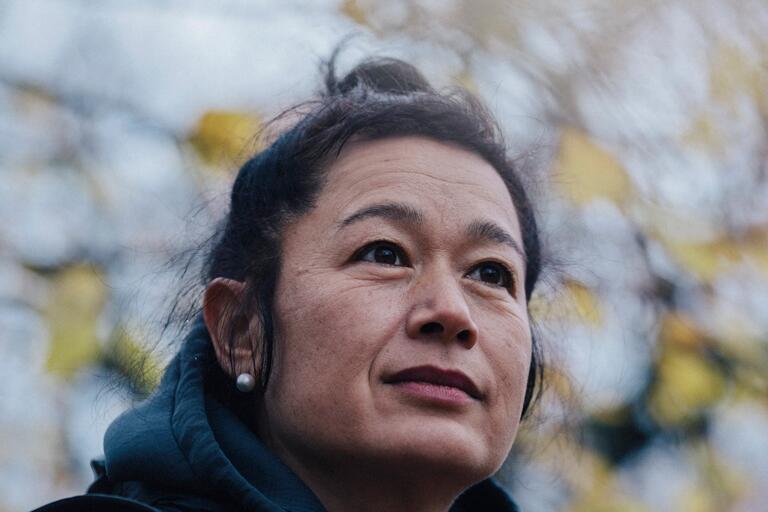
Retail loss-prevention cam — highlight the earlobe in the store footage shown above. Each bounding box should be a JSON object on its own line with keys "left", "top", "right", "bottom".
{"left": 203, "top": 277, "right": 262, "bottom": 382}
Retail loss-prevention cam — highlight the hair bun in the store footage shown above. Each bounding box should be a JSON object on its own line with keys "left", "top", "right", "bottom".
{"left": 326, "top": 57, "right": 434, "bottom": 96}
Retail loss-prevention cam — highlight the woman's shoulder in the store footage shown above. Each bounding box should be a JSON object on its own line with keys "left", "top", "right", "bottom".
{"left": 31, "top": 491, "right": 234, "bottom": 512}
{"left": 32, "top": 470, "right": 235, "bottom": 512}
{"left": 31, "top": 494, "right": 161, "bottom": 512}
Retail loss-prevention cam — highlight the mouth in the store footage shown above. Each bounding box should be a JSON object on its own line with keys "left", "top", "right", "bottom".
{"left": 384, "top": 365, "right": 483, "bottom": 401}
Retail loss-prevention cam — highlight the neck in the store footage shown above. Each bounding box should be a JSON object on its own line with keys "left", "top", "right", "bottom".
{"left": 254, "top": 407, "right": 484, "bottom": 511}
{"left": 289, "top": 454, "right": 471, "bottom": 512}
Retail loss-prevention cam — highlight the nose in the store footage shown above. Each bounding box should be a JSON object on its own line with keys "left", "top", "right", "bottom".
{"left": 405, "top": 270, "right": 479, "bottom": 348}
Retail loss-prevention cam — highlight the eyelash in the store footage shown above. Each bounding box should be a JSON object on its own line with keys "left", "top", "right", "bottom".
{"left": 353, "top": 240, "right": 410, "bottom": 267}
{"left": 465, "top": 260, "right": 516, "bottom": 294}
{"left": 352, "top": 240, "right": 516, "bottom": 295}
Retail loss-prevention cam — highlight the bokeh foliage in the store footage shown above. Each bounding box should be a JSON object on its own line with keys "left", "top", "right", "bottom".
{"left": 1, "top": 0, "right": 766, "bottom": 510}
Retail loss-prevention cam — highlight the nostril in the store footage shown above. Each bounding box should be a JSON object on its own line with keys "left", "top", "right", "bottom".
{"left": 420, "top": 322, "right": 444, "bottom": 335}
{"left": 457, "top": 330, "right": 471, "bottom": 342}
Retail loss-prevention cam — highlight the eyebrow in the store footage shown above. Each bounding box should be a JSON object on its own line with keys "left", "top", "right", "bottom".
{"left": 466, "top": 220, "right": 526, "bottom": 262}
{"left": 339, "top": 202, "right": 424, "bottom": 228}
{"left": 338, "top": 201, "right": 526, "bottom": 262}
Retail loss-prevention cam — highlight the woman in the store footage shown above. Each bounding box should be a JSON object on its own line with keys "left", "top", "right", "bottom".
{"left": 36, "top": 56, "right": 542, "bottom": 512}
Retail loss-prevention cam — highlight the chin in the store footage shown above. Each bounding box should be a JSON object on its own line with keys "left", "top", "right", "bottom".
{"left": 371, "top": 418, "right": 510, "bottom": 484}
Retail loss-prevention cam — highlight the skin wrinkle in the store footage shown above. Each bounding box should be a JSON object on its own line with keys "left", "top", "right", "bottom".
{"left": 333, "top": 150, "right": 511, "bottom": 206}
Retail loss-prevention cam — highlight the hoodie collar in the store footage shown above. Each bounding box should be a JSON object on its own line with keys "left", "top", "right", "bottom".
{"left": 104, "top": 318, "right": 324, "bottom": 512}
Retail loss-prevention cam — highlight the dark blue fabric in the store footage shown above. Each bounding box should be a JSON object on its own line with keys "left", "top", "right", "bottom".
{"left": 101, "top": 319, "right": 323, "bottom": 512}
{"left": 32, "top": 494, "right": 160, "bottom": 512}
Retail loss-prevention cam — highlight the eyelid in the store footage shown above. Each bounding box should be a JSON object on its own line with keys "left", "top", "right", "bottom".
{"left": 465, "top": 259, "right": 517, "bottom": 295}
{"left": 351, "top": 239, "right": 411, "bottom": 266}
{"left": 349, "top": 240, "right": 518, "bottom": 294}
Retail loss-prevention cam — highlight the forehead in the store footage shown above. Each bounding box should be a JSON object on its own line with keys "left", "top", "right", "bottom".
{"left": 317, "top": 136, "right": 522, "bottom": 237}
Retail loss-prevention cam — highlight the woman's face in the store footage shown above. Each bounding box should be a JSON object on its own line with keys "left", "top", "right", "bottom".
{"left": 259, "top": 136, "right": 531, "bottom": 484}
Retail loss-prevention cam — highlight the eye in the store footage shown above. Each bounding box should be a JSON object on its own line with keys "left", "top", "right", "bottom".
{"left": 466, "top": 261, "right": 515, "bottom": 294}
{"left": 354, "top": 241, "right": 409, "bottom": 267}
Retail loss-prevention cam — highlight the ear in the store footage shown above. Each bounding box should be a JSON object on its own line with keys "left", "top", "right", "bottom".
{"left": 203, "top": 277, "right": 262, "bottom": 381}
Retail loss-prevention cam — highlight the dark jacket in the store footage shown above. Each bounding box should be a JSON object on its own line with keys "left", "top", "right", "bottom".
{"left": 34, "top": 320, "right": 520, "bottom": 512}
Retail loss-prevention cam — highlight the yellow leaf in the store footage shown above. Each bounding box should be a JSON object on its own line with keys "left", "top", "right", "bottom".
{"left": 740, "top": 228, "right": 768, "bottom": 276}
{"left": 567, "top": 281, "right": 602, "bottom": 325}
{"left": 452, "top": 68, "right": 479, "bottom": 95}
{"left": 45, "top": 265, "right": 107, "bottom": 378}
{"left": 103, "top": 328, "right": 161, "bottom": 397}
{"left": 542, "top": 365, "right": 577, "bottom": 402}
{"left": 554, "top": 128, "right": 632, "bottom": 207}
{"left": 709, "top": 44, "right": 767, "bottom": 112}
{"left": 690, "top": 440, "right": 750, "bottom": 507}
{"left": 664, "top": 240, "right": 733, "bottom": 282}
{"left": 340, "top": 0, "right": 368, "bottom": 26}
{"left": 530, "top": 280, "right": 602, "bottom": 326}
{"left": 15, "top": 85, "right": 57, "bottom": 116}
{"left": 732, "top": 365, "right": 768, "bottom": 400}
{"left": 527, "top": 291, "right": 548, "bottom": 319}
{"left": 569, "top": 495, "right": 649, "bottom": 512}
{"left": 659, "top": 312, "right": 704, "bottom": 349}
{"left": 568, "top": 456, "right": 650, "bottom": 512}
{"left": 648, "top": 348, "right": 726, "bottom": 426}
{"left": 591, "top": 404, "right": 631, "bottom": 426}
{"left": 643, "top": 206, "right": 714, "bottom": 243}
{"left": 662, "top": 229, "right": 768, "bottom": 282}
{"left": 188, "top": 110, "right": 261, "bottom": 168}
{"left": 453, "top": 2, "right": 521, "bottom": 49}
{"left": 685, "top": 44, "right": 767, "bottom": 154}
{"left": 681, "top": 113, "right": 723, "bottom": 153}
{"left": 677, "top": 487, "right": 717, "bottom": 512}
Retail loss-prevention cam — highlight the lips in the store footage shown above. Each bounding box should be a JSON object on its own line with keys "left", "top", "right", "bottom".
{"left": 384, "top": 365, "right": 483, "bottom": 400}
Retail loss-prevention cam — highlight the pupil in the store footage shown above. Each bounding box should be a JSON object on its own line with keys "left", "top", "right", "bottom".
{"left": 481, "top": 265, "right": 500, "bottom": 283}
{"left": 375, "top": 246, "right": 396, "bottom": 264}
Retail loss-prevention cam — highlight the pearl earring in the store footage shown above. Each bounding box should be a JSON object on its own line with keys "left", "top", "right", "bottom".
{"left": 236, "top": 373, "right": 256, "bottom": 393}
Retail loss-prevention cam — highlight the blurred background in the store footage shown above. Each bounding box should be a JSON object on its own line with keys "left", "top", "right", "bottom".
{"left": 1, "top": 0, "right": 767, "bottom": 510}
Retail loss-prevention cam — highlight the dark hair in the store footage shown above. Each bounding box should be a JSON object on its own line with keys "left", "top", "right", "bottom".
{"left": 204, "top": 55, "right": 543, "bottom": 418}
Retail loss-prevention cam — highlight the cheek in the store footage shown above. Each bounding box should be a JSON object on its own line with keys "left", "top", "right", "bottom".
{"left": 269, "top": 277, "right": 403, "bottom": 418}
{"left": 484, "top": 315, "right": 532, "bottom": 436}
